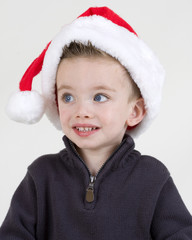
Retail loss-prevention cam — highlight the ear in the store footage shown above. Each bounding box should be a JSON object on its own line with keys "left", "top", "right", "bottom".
{"left": 126, "top": 98, "right": 146, "bottom": 127}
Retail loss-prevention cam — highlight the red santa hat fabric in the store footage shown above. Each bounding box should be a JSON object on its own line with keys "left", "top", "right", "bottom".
{"left": 6, "top": 6, "right": 165, "bottom": 138}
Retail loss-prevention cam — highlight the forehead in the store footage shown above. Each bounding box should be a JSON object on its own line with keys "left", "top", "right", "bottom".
{"left": 56, "top": 56, "right": 131, "bottom": 89}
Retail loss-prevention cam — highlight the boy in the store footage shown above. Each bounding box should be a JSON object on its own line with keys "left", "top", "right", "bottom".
{"left": 1, "top": 6, "right": 192, "bottom": 239}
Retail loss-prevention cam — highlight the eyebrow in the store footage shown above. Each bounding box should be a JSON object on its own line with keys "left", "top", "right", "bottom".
{"left": 92, "top": 85, "right": 116, "bottom": 92}
{"left": 57, "top": 84, "right": 116, "bottom": 92}
{"left": 57, "top": 84, "right": 73, "bottom": 92}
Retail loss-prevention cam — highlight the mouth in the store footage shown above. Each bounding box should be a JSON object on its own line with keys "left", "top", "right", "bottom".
{"left": 74, "top": 126, "right": 99, "bottom": 132}
{"left": 72, "top": 125, "right": 100, "bottom": 137}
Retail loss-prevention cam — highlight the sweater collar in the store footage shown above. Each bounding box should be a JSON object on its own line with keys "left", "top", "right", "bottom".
{"left": 61, "top": 134, "right": 139, "bottom": 174}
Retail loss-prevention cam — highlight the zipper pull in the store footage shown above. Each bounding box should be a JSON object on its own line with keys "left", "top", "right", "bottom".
{"left": 86, "top": 175, "right": 96, "bottom": 203}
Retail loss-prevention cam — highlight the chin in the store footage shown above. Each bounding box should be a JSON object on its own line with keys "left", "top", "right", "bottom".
{"left": 75, "top": 142, "right": 96, "bottom": 150}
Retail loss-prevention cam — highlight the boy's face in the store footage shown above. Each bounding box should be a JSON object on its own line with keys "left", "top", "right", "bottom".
{"left": 56, "top": 56, "right": 135, "bottom": 154}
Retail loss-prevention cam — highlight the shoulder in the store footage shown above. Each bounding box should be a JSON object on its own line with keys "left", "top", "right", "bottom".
{"left": 139, "top": 155, "right": 169, "bottom": 174}
{"left": 134, "top": 154, "right": 170, "bottom": 185}
{"left": 27, "top": 149, "right": 68, "bottom": 179}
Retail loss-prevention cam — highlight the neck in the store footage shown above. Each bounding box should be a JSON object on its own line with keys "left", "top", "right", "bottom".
{"left": 76, "top": 145, "right": 118, "bottom": 176}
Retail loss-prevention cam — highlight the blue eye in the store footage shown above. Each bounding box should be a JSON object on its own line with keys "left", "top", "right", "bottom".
{"left": 94, "top": 94, "right": 108, "bottom": 102}
{"left": 63, "top": 94, "right": 74, "bottom": 103}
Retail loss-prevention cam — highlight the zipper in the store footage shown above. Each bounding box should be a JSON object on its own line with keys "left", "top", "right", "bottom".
{"left": 69, "top": 141, "right": 96, "bottom": 203}
{"left": 86, "top": 175, "right": 96, "bottom": 202}
{"left": 69, "top": 139, "right": 127, "bottom": 203}
{"left": 69, "top": 140, "right": 92, "bottom": 175}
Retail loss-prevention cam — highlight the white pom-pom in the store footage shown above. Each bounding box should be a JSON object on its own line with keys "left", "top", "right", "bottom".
{"left": 6, "top": 90, "right": 45, "bottom": 124}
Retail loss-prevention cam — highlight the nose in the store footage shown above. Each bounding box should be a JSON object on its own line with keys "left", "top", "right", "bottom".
{"left": 75, "top": 101, "right": 94, "bottom": 119}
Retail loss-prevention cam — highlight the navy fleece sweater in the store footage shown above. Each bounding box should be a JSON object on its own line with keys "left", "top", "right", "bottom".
{"left": 0, "top": 135, "right": 192, "bottom": 239}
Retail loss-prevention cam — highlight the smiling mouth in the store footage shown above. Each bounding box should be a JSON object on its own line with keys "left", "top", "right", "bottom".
{"left": 74, "top": 127, "right": 98, "bottom": 132}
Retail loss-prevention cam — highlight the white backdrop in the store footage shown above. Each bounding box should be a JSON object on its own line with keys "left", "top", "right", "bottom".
{"left": 0, "top": 0, "right": 192, "bottom": 224}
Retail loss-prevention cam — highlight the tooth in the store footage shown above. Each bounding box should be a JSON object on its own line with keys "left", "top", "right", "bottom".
{"left": 75, "top": 127, "right": 98, "bottom": 132}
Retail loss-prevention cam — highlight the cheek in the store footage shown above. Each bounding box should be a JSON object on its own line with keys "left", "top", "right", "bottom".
{"left": 106, "top": 102, "right": 128, "bottom": 117}
{"left": 109, "top": 103, "right": 129, "bottom": 126}
{"left": 58, "top": 105, "right": 70, "bottom": 123}
{"left": 98, "top": 106, "right": 119, "bottom": 125}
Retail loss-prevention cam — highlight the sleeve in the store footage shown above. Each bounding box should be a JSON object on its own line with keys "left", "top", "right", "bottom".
{"left": 151, "top": 177, "right": 192, "bottom": 240}
{"left": 0, "top": 172, "right": 37, "bottom": 240}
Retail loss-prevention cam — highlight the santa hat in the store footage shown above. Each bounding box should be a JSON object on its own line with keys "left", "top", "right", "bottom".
{"left": 6, "top": 6, "right": 165, "bottom": 138}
